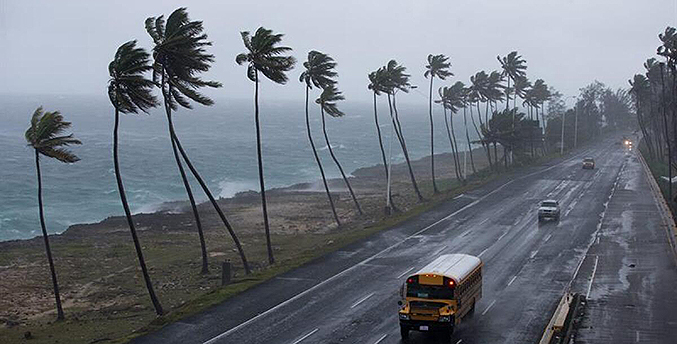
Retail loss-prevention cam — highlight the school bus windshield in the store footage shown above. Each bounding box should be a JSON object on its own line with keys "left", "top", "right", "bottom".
{"left": 406, "top": 283, "right": 454, "bottom": 299}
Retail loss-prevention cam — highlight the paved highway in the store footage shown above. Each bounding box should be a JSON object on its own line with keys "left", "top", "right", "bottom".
{"left": 134, "top": 135, "right": 677, "bottom": 344}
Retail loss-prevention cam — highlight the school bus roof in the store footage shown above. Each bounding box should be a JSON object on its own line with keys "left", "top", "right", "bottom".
{"left": 414, "top": 254, "right": 482, "bottom": 283}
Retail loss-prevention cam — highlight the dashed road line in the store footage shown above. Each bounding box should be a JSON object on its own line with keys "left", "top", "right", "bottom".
{"left": 478, "top": 247, "right": 490, "bottom": 258}
{"left": 455, "top": 340, "right": 463, "bottom": 344}
{"left": 530, "top": 250, "right": 539, "bottom": 259}
{"left": 432, "top": 246, "right": 446, "bottom": 256}
{"left": 507, "top": 275, "right": 518, "bottom": 287}
{"left": 291, "top": 328, "right": 319, "bottom": 344}
{"left": 544, "top": 234, "right": 552, "bottom": 242}
{"left": 454, "top": 193, "right": 465, "bottom": 200}
{"left": 396, "top": 267, "right": 415, "bottom": 279}
{"left": 481, "top": 300, "right": 496, "bottom": 316}
{"left": 586, "top": 256, "right": 599, "bottom": 299}
{"left": 351, "top": 292, "right": 375, "bottom": 309}
{"left": 373, "top": 334, "right": 387, "bottom": 344}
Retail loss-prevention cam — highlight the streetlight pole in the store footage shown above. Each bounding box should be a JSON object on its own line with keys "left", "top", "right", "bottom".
{"left": 574, "top": 99, "right": 579, "bottom": 149}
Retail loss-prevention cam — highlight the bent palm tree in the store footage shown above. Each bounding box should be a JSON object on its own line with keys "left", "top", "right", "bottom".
{"left": 424, "top": 54, "right": 453, "bottom": 193}
{"left": 437, "top": 84, "right": 465, "bottom": 181}
{"left": 368, "top": 67, "right": 398, "bottom": 212}
{"left": 383, "top": 60, "right": 424, "bottom": 201}
{"left": 237, "top": 27, "right": 296, "bottom": 265}
{"left": 315, "top": 84, "right": 363, "bottom": 215}
{"left": 460, "top": 85, "right": 476, "bottom": 174}
{"left": 25, "top": 107, "right": 82, "bottom": 320}
{"left": 300, "top": 51, "right": 340, "bottom": 225}
{"left": 146, "top": 8, "right": 251, "bottom": 274}
{"left": 107, "top": 41, "right": 165, "bottom": 315}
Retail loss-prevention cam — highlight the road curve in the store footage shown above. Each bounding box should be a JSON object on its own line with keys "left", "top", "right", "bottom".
{"left": 133, "top": 135, "right": 677, "bottom": 344}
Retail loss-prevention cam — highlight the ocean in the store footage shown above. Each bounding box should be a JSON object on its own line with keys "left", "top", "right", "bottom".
{"left": 0, "top": 93, "right": 479, "bottom": 241}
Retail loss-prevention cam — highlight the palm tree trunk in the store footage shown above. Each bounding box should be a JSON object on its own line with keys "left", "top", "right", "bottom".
{"left": 253, "top": 71, "right": 275, "bottom": 265}
{"left": 372, "top": 91, "right": 397, "bottom": 212}
{"left": 390, "top": 93, "right": 424, "bottom": 201}
{"left": 477, "top": 102, "right": 493, "bottom": 170}
{"left": 463, "top": 106, "right": 476, "bottom": 174}
{"left": 112, "top": 109, "right": 163, "bottom": 315}
{"left": 320, "top": 104, "right": 362, "bottom": 215}
{"left": 428, "top": 77, "right": 438, "bottom": 193}
{"left": 35, "top": 150, "right": 65, "bottom": 320}
{"left": 506, "top": 77, "right": 511, "bottom": 111}
{"left": 306, "top": 86, "right": 340, "bottom": 225}
{"left": 162, "top": 77, "right": 250, "bottom": 274}
{"left": 443, "top": 106, "right": 461, "bottom": 181}
{"left": 448, "top": 116, "right": 463, "bottom": 180}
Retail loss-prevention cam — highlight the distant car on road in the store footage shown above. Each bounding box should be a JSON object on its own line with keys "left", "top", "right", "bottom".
{"left": 582, "top": 157, "right": 595, "bottom": 169}
{"left": 538, "top": 200, "right": 560, "bottom": 222}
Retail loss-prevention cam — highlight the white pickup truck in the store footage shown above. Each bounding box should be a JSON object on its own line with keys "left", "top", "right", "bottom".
{"left": 538, "top": 200, "right": 560, "bottom": 222}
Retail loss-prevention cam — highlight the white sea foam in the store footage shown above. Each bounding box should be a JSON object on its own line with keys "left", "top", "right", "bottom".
{"left": 218, "top": 180, "right": 259, "bottom": 198}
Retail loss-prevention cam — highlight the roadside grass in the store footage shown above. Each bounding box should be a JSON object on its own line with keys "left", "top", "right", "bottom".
{"left": 0, "top": 150, "right": 564, "bottom": 344}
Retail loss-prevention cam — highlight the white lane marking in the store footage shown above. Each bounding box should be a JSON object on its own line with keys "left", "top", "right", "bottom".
{"left": 478, "top": 218, "right": 490, "bottom": 226}
{"left": 432, "top": 246, "right": 446, "bottom": 256}
{"left": 456, "top": 340, "right": 463, "bottom": 344}
{"left": 454, "top": 193, "right": 465, "bottom": 200}
{"left": 481, "top": 300, "right": 496, "bottom": 316}
{"left": 291, "top": 328, "right": 319, "bottom": 344}
{"left": 397, "top": 267, "right": 415, "bottom": 279}
{"left": 351, "top": 292, "right": 375, "bottom": 309}
{"left": 544, "top": 234, "right": 552, "bottom": 242}
{"left": 586, "top": 256, "right": 599, "bottom": 299}
{"left": 497, "top": 231, "right": 508, "bottom": 241}
{"left": 276, "top": 277, "right": 314, "bottom": 282}
{"left": 507, "top": 275, "right": 518, "bottom": 286}
{"left": 478, "top": 247, "right": 490, "bottom": 258}
{"left": 373, "top": 334, "right": 387, "bottom": 344}
{"left": 635, "top": 330, "right": 639, "bottom": 342}
{"left": 202, "top": 152, "right": 590, "bottom": 344}
{"left": 530, "top": 250, "right": 539, "bottom": 259}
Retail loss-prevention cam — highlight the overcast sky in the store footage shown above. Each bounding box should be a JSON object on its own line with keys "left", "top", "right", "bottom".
{"left": 1, "top": 0, "right": 676, "bottom": 104}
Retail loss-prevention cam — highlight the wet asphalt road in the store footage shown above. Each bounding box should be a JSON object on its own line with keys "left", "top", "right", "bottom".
{"left": 133, "top": 135, "right": 677, "bottom": 344}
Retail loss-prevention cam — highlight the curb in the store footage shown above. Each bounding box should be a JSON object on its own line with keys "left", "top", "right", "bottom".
{"left": 636, "top": 150, "right": 677, "bottom": 260}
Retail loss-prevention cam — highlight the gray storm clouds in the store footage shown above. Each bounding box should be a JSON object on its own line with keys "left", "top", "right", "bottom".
{"left": 1, "top": 0, "right": 676, "bottom": 104}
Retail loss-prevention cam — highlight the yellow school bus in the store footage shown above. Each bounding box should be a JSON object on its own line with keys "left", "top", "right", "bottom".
{"left": 398, "top": 254, "right": 483, "bottom": 339}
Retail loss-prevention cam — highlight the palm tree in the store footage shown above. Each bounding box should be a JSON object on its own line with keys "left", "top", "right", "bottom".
{"left": 460, "top": 85, "right": 476, "bottom": 174}
{"left": 107, "top": 41, "right": 165, "bottom": 315}
{"left": 300, "top": 51, "right": 340, "bottom": 225}
{"left": 316, "top": 84, "right": 363, "bottom": 215}
{"left": 497, "top": 51, "right": 527, "bottom": 111}
{"left": 368, "top": 68, "right": 398, "bottom": 212}
{"left": 629, "top": 74, "right": 654, "bottom": 157}
{"left": 237, "top": 27, "right": 296, "bottom": 265}
{"left": 25, "top": 107, "right": 82, "bottom": 320}
{"left": 146, "top": 8, "right": 251, "bottom": 274}
{"left": 437, "top": 82, "right": 466, "bottom": 182}
{"left": 383, "top": 60, "right": 424, "bottom": 201}
{"left": 469, "top": 71, "right": 493, "bottom": 170}
{"left": 424, "top": 54, "right": 453, "bottom": 193}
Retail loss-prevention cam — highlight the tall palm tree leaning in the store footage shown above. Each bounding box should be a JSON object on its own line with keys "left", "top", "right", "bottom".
{"left": 383, "top": 60, "right": 424, "bottom": 201}
{"left": 237, "top": 27, "right": 296, "bottom": 265}
{"left": 25, "top": 107, "right": 82, "bottom": 320}
{"left": 424, "top": 54, "right": 453, "bottom": 193}
{"left": 316, "top": 84, "right": 363, "bottom": 215}
{"left": 107, "top": 41, "right": 164, "bottom": 315}
{"left": 146, "top": 8, "right": 251, "bottom": 274}
{"left": 437, "top": 82, "right": 466, "bottom": 182}
{"left": 300, "top": 51, "right": 341, "bottom": 226}
{"left": 368, "top": 67, "right": 398, "bottom": 213}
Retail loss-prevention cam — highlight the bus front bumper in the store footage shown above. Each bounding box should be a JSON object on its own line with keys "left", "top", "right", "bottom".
{"left": 399, "top": 319, "right": 453, "bottom": 332}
